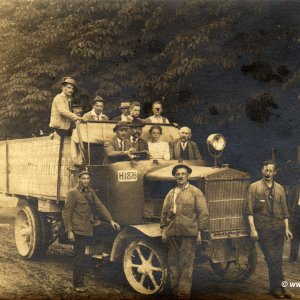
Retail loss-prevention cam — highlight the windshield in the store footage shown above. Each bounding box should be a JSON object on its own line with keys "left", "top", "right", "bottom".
{"left": 71, "top": 121, "right": 180, "bottom": 144}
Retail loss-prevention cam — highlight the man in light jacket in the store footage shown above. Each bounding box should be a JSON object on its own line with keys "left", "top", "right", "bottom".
{"left": 161, "top": 164, "right": 209, "bottom": 299}
{"left": 49, "top": 77, "right": 82, "bottom": 136}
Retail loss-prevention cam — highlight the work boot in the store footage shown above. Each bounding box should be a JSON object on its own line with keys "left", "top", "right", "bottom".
{"left": 270, "top": 288, "right": 285, "bottom": 299}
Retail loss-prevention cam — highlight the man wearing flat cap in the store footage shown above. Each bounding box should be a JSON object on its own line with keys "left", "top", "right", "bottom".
{"left": 83, "top": 96, "right": 109, "bottom": 121}
{"left": 160, "top": 164, "right": 209, "bottom": 299}
{"left": 103, "top": 121, "right": 135, "bottom": 164}
{"left": 49, "top": 77, "right": 83, "bottom": 137}
{"left": 112, "top": 101, "right": 131, "bottom": 121}
{"left": 62, "top": 169, "right": 120, "bottom": 292}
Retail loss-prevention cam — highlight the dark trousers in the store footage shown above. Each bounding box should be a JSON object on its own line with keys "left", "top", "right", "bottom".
{"left": 54, "top": 128, "right": 73, "bottom": 137}
{"left": 289, "top": 219, "right": 300, "bottom": 261}
{"left": 257, "top": 225, "right": 285, "bottom": 291}
{"left": 73, "top": 235, "right": 91, "bottom": 288}
{"left": 167, "top": 236, "right": 196, "bottom": 299}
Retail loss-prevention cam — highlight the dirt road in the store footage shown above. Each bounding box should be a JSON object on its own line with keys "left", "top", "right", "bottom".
{"left": 0, "top": 203, "right": 300, "bottom": 299}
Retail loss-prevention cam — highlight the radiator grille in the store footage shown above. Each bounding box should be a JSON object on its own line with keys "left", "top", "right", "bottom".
{"left": 205, "top": 180, "right": 249, "bottom": 235}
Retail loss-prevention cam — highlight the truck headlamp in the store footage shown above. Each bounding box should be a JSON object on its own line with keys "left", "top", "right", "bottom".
{"left": 207, "top": 134, "right": 226, "bottom": 167}
{"left": 207, "top": 134, "right": 226, "bottom": 151}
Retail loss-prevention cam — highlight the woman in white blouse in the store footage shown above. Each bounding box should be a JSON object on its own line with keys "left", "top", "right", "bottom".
{"left": 148, "top": 125, "right": 170, "bottom": 160}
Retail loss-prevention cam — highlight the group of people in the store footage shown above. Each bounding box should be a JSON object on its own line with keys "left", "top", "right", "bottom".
{"left": 49, "top": 77, "right": 170, "bottom": 135}
{"left": 53, "top": 77, "right": 299, "bottom": 299}
{"left": 49, "top": 77, "right": 203, "bottom": 165}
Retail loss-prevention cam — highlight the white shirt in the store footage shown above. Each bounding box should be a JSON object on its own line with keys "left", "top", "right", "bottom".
{"left": 148, "top": 115, "right": 169, "bottom": 124}
{"left": 117, "top": 138, "right": 125, "bottom": 151}
{"left": 181, "top": 141, "right": 188, "bottom": 151}
{"left": 148, "top": 141, "right": 170, "bottom": 160}
{"left": 91, "top": 109, "right": 107, "bottom": 120}
{"left": 173, "top": 183, "right": 189, "bottom": 214}
{"left": 121, "top": 114, "right": 131, "bottom": 121}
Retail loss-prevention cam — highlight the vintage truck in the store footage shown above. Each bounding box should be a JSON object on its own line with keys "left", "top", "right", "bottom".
{"left": 0, "top": 122, "right": 256, "bottom": 295}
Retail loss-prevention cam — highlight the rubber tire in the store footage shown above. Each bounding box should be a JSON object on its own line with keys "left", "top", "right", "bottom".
{"left": 209, "top": 245, "right": 257, "bottom": 283}
{"left": 38, "top": 213, "right": 50, "bottom": 257}
{"left": 15, "top": 206, "right": 49, "bottom": 259}
{"left": 123, "top": 238, "right": 167, "bottom": 295}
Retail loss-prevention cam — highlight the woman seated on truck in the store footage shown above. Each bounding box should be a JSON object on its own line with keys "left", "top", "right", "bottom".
{"left": 147, "top": 125, "right": 170, "bottom": 160}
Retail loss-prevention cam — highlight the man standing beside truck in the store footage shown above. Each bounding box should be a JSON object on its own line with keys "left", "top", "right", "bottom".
{"left": 160, "top": 164, "right": 209, "bottom": 299}
{"left": 62, "top": 169, "right": 120, "bottom": 292}
{"left": 245, "top": 160, "right": 293, "bottom": 299}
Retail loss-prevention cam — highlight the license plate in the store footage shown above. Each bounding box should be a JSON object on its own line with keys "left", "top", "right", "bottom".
{"left": 118, "top": 170, "right": 138, "bottom": 182}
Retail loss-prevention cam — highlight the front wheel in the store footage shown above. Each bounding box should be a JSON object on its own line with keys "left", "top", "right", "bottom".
{"left": 123, "top": 239, "right": 167, "bottom": 295}
{"left": 15, "top": 206, "right": 49, "bottom": 259}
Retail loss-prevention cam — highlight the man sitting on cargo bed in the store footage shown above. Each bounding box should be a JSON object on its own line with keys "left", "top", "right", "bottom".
{"left": 170, "top": 127, "right": 202, "bottom": 161}
{"left": 103, "top": 121, "right": 135, "bottom": 164}
{"left": 62, "top": 169, "right": 120, "bottom": 292}
{"left": 49, "top": 77, "right": 83, "bottom": 137}
{"left": 161, "top": 164, "right": 209, "bottom": 299}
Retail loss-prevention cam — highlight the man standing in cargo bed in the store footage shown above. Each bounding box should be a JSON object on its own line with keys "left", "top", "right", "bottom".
{"left": 245, "top": 160, "right": 293, "bottom": 299}
{"left": 49, "top": 77, "right": 83, "bottom": 136}
{"left": 62, "top": 169, "right": 120, "bottom": 293}
{"left": 160, "top": 164, "right": 209, "bottom": 299}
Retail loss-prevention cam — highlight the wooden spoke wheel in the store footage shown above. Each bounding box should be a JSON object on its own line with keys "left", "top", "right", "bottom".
{"left": 123, "top": 239, "right": 167, "bottom": 295}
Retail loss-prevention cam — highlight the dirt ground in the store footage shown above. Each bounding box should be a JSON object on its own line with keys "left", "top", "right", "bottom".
{"left": 0, "top": 199, "right": 300, "bottom": 300}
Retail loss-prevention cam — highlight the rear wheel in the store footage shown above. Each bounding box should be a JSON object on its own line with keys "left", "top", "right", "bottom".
{"left": 209, "top": 245, "right": 257, "bottom": 282}
{"left": 15, "top": 206, "right": 50, "bottom": 259}
{"left": 123, "top": 239, "right": 167, "bottom": 295}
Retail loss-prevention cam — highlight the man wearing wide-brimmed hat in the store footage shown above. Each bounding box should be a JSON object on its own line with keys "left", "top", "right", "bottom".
{"left": 103, "top": 121, "right": 135, "bottom": 164}
{"left": 49, "top": 77, "right": 83, "bottom": 136}
{"left": 83, "top": 96, "right": 109, "bottom": 121}
{"left": 112, "top": 101, "right": 131, "bottom": 121}
{"left": 160, "top": 164, "right": 209, "bottom": 299}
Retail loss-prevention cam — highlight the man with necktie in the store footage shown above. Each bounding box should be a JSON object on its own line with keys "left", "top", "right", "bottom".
{"left": 103, "top": 121, "right": 135, "bottom": 164}
{"left": 170, "top": 127, "right": 202, "bottom": 161}
{"left": 130, "top": 119, "right": 148, "bottom": 152}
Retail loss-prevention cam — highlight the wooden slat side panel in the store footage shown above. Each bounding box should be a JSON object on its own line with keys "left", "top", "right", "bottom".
{"left": 6, "top": 136, "right": 71, "bottom": 199}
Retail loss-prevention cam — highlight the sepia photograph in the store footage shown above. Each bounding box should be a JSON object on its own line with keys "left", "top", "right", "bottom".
{"left": 0, "top": 0, "right": 300, "bottom": 299}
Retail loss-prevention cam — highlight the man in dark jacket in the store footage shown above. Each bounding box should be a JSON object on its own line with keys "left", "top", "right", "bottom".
{"left": 170, "top": 127, "right": 202, "bottom": 161}
{"left": 130, "top": 119, "right": 148, "bottom": 152}
{"left": 62, "top": 169, "right": 120, "bottom": 292}
{"left": 112, "top": 101, "right": 131, "bottom": 121}
{"left": 160, "top": 164, "right": 209, "bottom": 299}
{"left": 245, "top": 160, "right": 293, "bottom": 299}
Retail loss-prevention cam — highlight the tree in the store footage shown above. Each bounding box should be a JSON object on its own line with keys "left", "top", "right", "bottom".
{"left": 0, "top": 0, "right": 299, "bottom": 139}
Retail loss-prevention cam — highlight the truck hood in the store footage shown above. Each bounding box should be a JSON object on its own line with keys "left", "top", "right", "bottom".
{"left": 145, "top": 165, "right": 250, "bottom": 181}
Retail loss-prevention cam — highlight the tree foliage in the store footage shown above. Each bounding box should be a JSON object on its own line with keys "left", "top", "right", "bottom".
{"left": 0, "top": 0, "right": 299, "bottom": 138}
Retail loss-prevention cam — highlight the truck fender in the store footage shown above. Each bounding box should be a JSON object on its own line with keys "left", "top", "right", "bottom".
{"left": 110, "top": 223, "right": 162, "bottom": 262}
